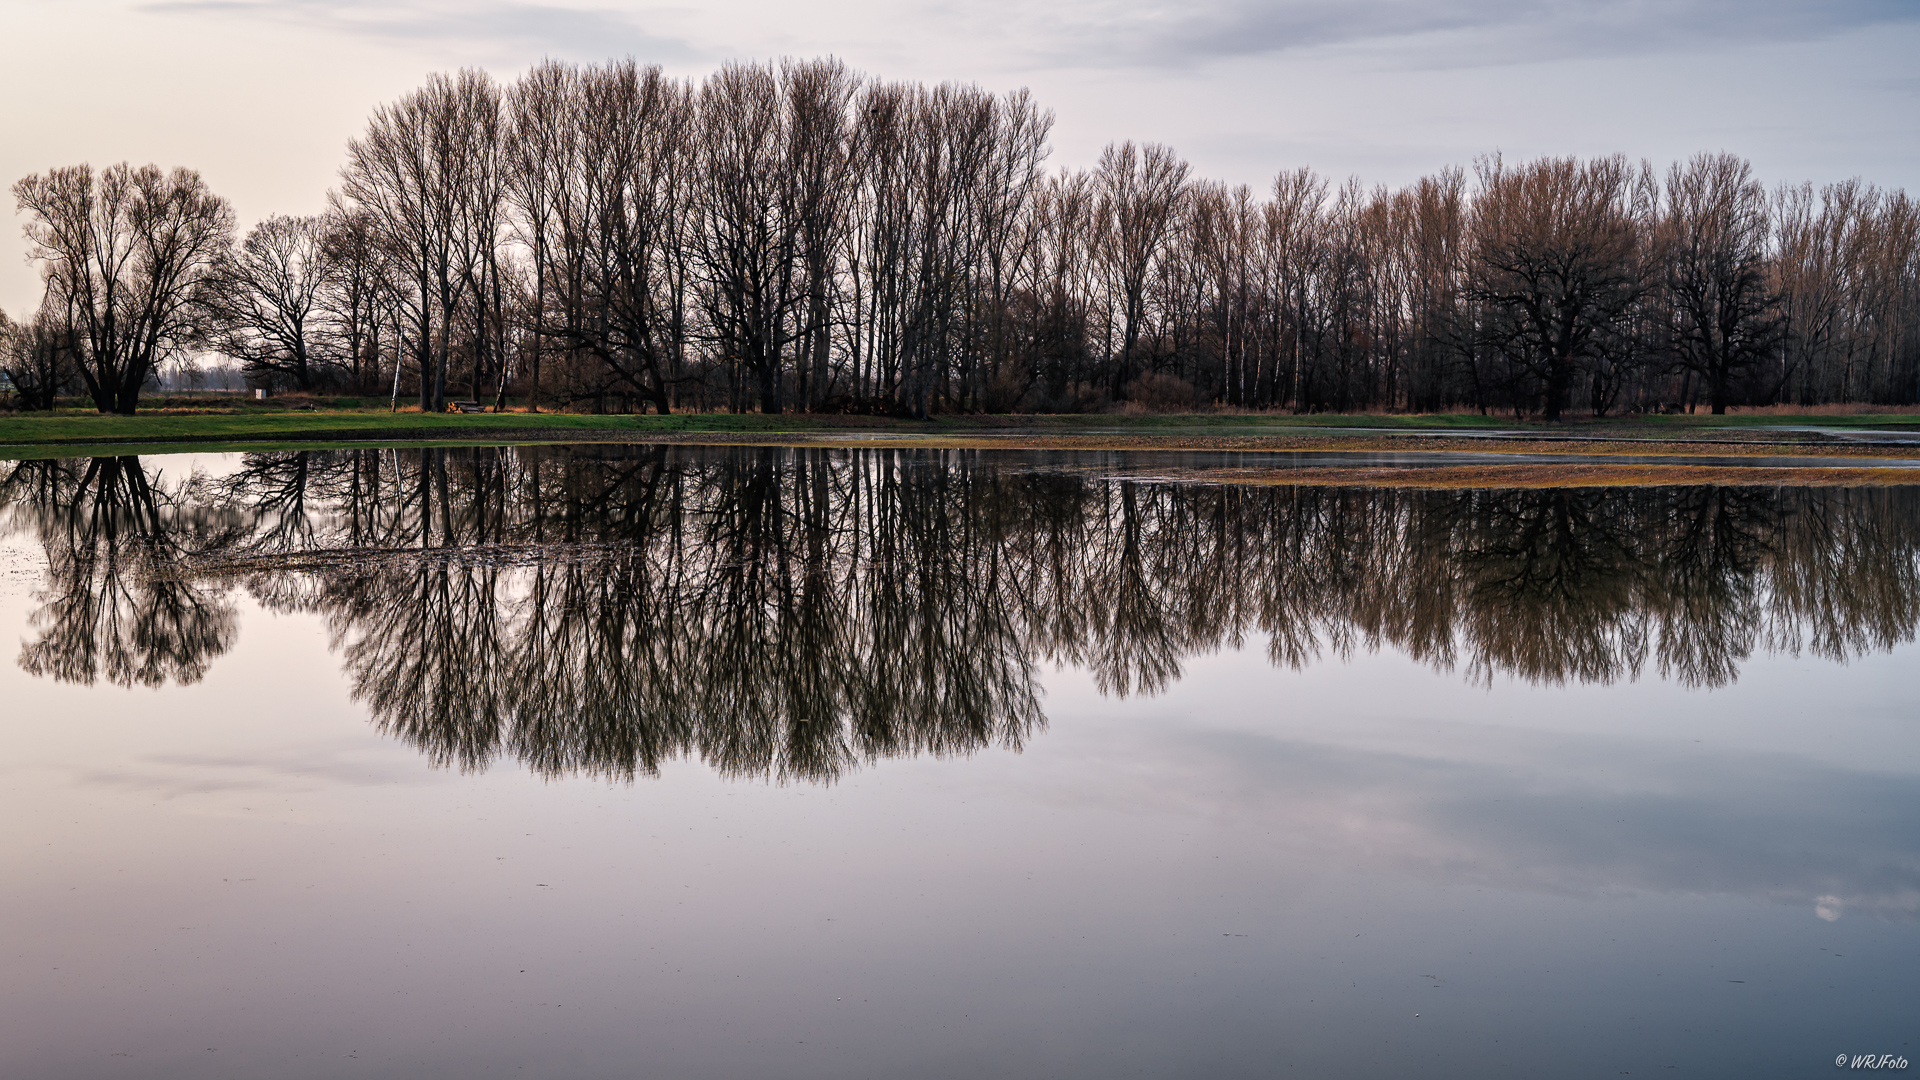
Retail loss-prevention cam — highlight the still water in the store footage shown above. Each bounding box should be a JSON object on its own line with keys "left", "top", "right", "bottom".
{"left": 1, "top": 446, "right": 1915, "bottom": 1078}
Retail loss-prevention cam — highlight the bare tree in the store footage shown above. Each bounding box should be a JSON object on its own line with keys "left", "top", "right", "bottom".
{"left": 341, "top": 71, "right": 499, "bottom": 413}
{"left": 449, "top": 79, "right": 506, "bottom": 406}
{"left": 1254, "top": 167, "right": 1323, "bottom": 410}
{"left": 0, "top": 308, "right": 15, "bottom": 407}
{"left": 503, "top": 59, "right": 577, "bottom": 412}
{"left": 2, "top": 300, "right": 84, "bottom": 410}
{"left": 567, "top": 60, "right": 695, "bottom": 413}
{"left": 318, "top": 204, "right": 401, "bottom": 393}
{"left": 846, "top": 81, "right": 915, "bottom": 408}
{"left": 971, "top": 89, "right": 1052, "bottom": 408}
{"left": 784, "top": 58, "right": 859, "bottom": 411}
{"left": 1468, "top": 155, "right": 1644, "bottom": 421}
{"left": 323, "top": 58, "right": 1920, "bottom": 417}
{"left": 197, "top": 214, "right": 334, "bottom": 390}
{"left": 693, "top": 62, "right": 807, "bottom": 414}
{"left": 1658, "top": 154, "right": 1782, "bottom": 414}
{"left": 1019, "top": 169, "right": 1100, "bottom": 407}
{"left": 12, "top": 163, "right": 234, "bottom": 414}
{"left": 1094, "top": 141, "right": 1190, "bottom": 398}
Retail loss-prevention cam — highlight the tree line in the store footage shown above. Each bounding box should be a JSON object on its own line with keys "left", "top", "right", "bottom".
{"left": 6, "top": 58, "right": 1918, "bottom": 416}
{"left": 6, "top": 446, "right": 1919, "bottom": 779}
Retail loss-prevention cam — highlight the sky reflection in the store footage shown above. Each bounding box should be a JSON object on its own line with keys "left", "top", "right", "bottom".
{"left": 1, "top": 448, "right": 1916, "bottom": 1077}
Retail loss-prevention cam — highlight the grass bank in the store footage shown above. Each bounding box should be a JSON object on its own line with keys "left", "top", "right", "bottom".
{"left": 4, "top": 406, "right": 1920, "bottom": 461}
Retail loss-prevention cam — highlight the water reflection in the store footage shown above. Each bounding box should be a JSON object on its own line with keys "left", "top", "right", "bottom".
{"left": 1, "top": 456, "right": 239, "bottom": 688}
{"left": 5, "top": 446, "right": 1919, "bottom": 779}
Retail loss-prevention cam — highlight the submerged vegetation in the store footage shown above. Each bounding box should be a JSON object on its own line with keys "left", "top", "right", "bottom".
{"left": 5, "top": 59, "right": 1918, "bottom": 419}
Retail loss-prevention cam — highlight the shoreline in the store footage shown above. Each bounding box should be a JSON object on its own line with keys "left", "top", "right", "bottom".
{"left": 7, "top": 411, "right": 1920, "bottom": 485}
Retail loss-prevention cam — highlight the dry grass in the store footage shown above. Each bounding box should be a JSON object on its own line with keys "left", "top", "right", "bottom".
{"left": 610, "top": 430, "right": 1920, "bottom": 460}
{"left": 1138, "top": 463, "right": 1920, "bottom": 489}
{"left": 1716, "top": 402, "right": 1920, "bottom": 416}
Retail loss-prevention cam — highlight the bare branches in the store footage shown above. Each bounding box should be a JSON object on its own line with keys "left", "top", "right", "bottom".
{"left": 325, "top": 61, "right": 1920, "bottom": 417}
{"left": 1658, "top": 153, "right": 1782, "bottom": 414}
{"left": 196, "top": 214, "right": 334, "bottom": 391}
{"left": 1, "top": 302, "right": 83, "bottom": 410}
{"left": 1096, "top": 141, "right": 1191, "bottom": 395}
{"left": 1467, "top": 155, "right": 1645, "bottom": 421}
{"left": 18, "top": 60, "right": 1909, "bottom": 417}
{"left": 12, "top": 163, "right": 234, "bottom": 414}
{"left": 340, "top": 69, "right": 501, "bottom": 412}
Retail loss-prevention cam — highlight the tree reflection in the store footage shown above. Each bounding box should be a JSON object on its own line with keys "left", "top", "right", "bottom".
{"left": 0, "top": 456, "right": 237, "bottom": 687}
{"left": 7, "top": 446, "right": 1920, "bottom": 778}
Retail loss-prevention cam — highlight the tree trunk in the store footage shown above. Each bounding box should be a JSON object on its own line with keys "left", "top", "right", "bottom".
{"left": 1543, "top": 353, "right": 1570, "bottom": 422}
{"left": 758, "top": 361, "right": 781, "bottom": 414}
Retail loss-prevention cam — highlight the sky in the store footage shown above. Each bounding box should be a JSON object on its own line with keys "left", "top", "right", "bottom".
{"left": 3, "top": 0, "right": 1918, "bottom": 317}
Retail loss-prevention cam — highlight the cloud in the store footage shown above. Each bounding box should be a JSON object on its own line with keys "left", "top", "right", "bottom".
{"left": 1018, "top": 0, "right": 1920, "bottom": 71}
{"left": 137, "top": 0, "right": 700, "bottom": 64}
{"left": 1046, "top": 720, "right": 1920, "bottom": 921}
{"left": 73, "top": 746, "right": 438, "bottom": 797}
{"left": 1878, "top": 74, "right": 1920, "bottom": 98}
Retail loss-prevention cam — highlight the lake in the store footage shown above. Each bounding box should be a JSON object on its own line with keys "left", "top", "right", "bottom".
{"left": 2, "top": 445, "right": 1916, "bottom": 1078}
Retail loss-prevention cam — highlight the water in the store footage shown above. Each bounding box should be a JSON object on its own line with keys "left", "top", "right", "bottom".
{"left": 2, "top": 446, "right": 1916, "bottom": 1078}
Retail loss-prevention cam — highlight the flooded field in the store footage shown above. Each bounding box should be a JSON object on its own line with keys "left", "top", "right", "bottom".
{"left": 2, "top": 445, "right": 1916, "bottom": 1078}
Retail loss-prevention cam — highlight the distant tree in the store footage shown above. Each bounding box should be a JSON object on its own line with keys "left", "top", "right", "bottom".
{"left": 341, "top": 71, "right": 500, "bottom": 412}
{"left": 197, "top": 214, "right": 335, "bottom": 390}
{"left": 0, "top": 308, "right": 13, "bottom": 405}
{"left": 503, "top": 59, "right": 577, "bottom": 413}
{"left": 784, "top": 58, "right": 860, "bottom": 412}
{"left": 1468, "top": 155, "right": 1645, "bottom": 421}
{"left": 12, "top": 163, "right": 234, "bottom": 414}
{"left": 310, "top": 58, "right": 1920, "bottom": 417}
{"left": 1019, "top": 169, "right": 1101, "bottom": 406}
{"left": 2, "top": 301, "right": 83, "bottom": 410}
{"left": 318, "top": 205, "right": 401, "bottom": 393}
{"left": 692, "top": 62, "right": 810, "bottom": 414}
{"left": 1094, "top": 141, "right": 1190, "bottom": 398}
{"left": 1659, "top": 153, "right": 1782, "bottom": 414}
{"left": 559, "top": 59, "right": 698, "bottom": 414}
{"left": 1263, "top": 167, "right": 1331, "bottom": 410}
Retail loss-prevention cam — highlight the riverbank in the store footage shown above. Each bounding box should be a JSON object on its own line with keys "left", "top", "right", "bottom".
{"left": 7, "top": 409, "right": 1920, "bottom": 485}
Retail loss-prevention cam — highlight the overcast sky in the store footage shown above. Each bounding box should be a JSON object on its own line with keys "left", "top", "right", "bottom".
{"left": 4, "top": 0, "right": 1918, "bottom": 316}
